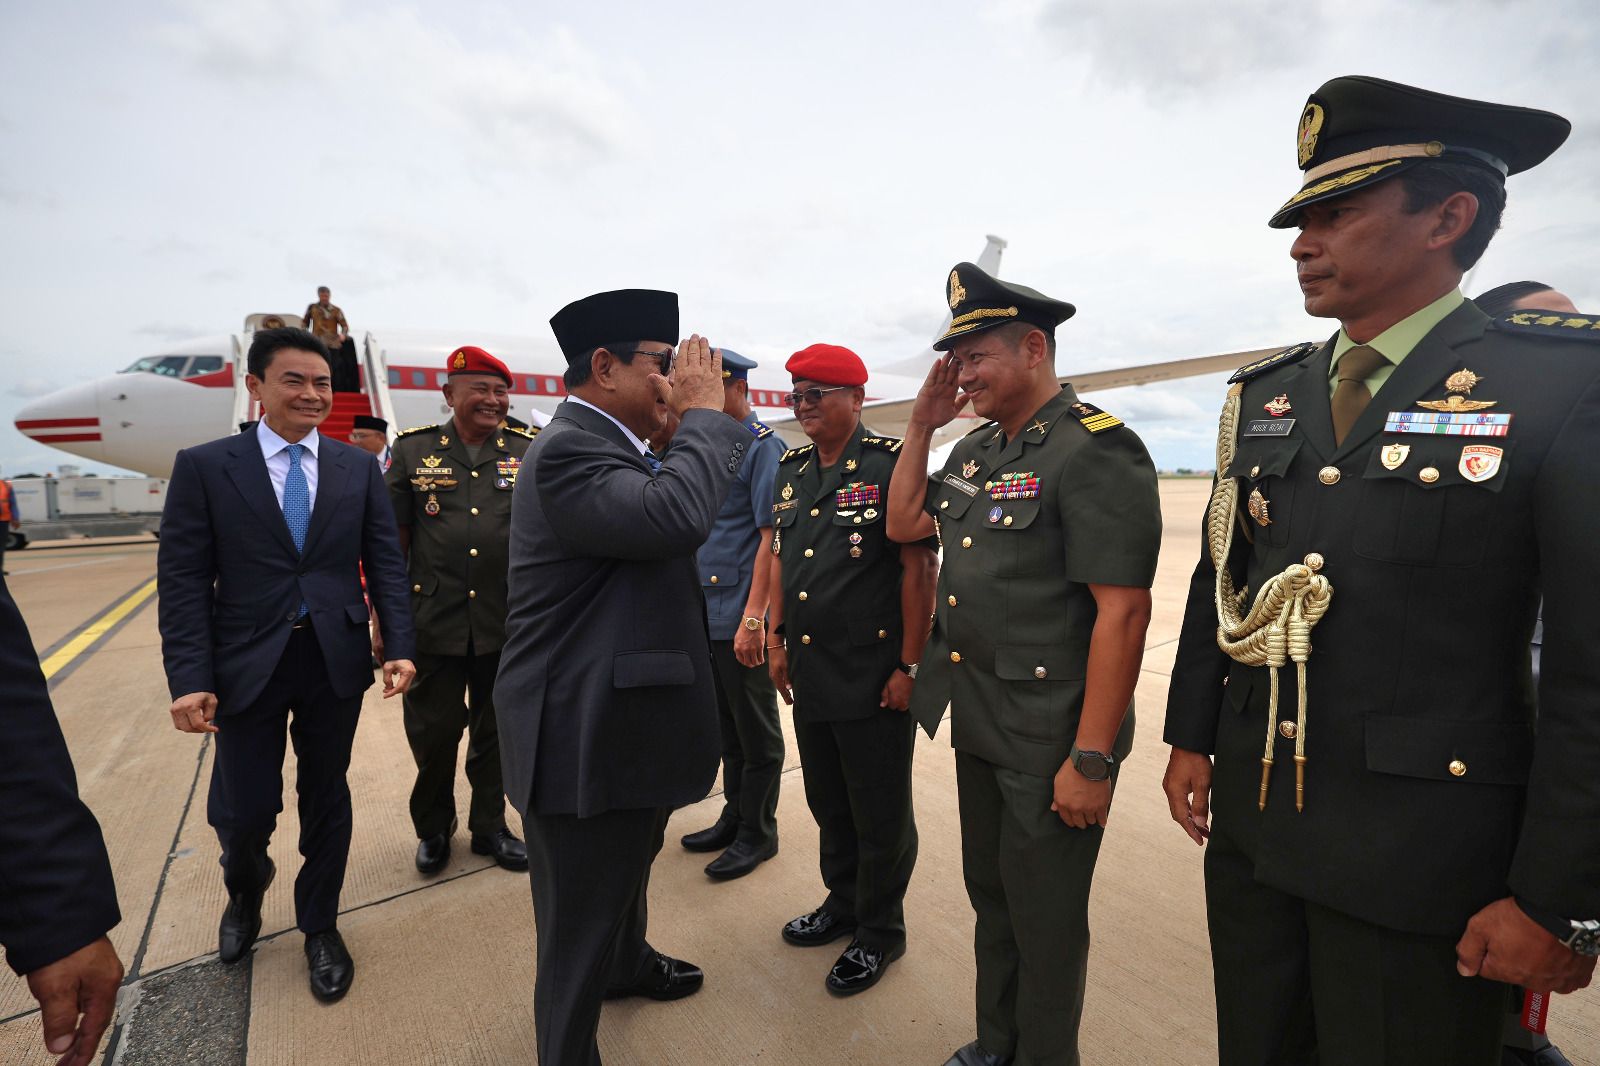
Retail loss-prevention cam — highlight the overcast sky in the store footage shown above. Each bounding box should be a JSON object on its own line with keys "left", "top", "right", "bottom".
{"left": 3, "top": 0, "right": 1596, "bottom": 476}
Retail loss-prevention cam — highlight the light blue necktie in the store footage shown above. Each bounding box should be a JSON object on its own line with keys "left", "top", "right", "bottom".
{"left": 284, "top": 444, "right": 310, "bottom": 617}
{"left": 644, "top": 451, "right": 662, "bottom": 474}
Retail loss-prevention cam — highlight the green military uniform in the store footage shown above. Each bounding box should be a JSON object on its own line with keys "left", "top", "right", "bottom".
{"left": 386, "top": 418, "right": 536, "bottom": 841}
{"left": 772, "top": 427, "right": 934, "bottom": 952}
{"left": 912, "top": 387, "right": 1161, "bottom": 1066}
{"left": 1165, "top": 77, "right": 1599, "bottom": 1065}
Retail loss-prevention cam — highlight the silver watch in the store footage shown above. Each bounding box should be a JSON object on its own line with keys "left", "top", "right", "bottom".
{"left": 1563, "top": 918, "right": 1600, "bottom": 957}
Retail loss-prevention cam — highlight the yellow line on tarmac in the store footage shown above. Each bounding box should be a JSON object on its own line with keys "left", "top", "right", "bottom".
{"left": 40, "top": 577, "right": 158, "bottom": 680}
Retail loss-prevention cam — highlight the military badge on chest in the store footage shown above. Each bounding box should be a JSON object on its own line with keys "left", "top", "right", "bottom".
{"left": 494, "top": 455, "right": 520, "bottom": 490}
{"left": 836, "top": 482, "right": 880, "bottom": 508}
{"left": 985, "top": 471, "right": 1040, "bottom": 500}
{"left": 1386, "top": 368, "right": 1512, "bottom": 437}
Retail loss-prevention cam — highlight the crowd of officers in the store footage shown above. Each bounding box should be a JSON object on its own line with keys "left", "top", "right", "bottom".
{"left": 4, "top": 72, "right": 1597, "bottom": 1066}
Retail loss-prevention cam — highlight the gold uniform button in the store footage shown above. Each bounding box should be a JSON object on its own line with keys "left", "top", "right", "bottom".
{"left": 1250, "top": 465, "right": 1261, "bottom": 478}
{"left": 804, "top": 548, "right": 814, "bottom": 558}
{"left": 939, "top": 499, "right": 949, "bottom": 510}
{"left": 853, "top": 516, "right": 862, "bottom": 524}
{"left": 1033, "top": 666, "right": 1047, "bottom": 679}
{"left": 470, "top": 507, "right": 479, "bottom": 516}
{"left": 810, "top": 508, "right": 820, "bottom": 517}
{"left": 469, "top": 548, "right": 478, "bottom": 557}
{"left": 468, "top": 590, "right": 477, "bottom": 599}
{"left": 961, "top": 536, "right": 973, "bottom": 549}
{"left": 948, "top": 595, "right": 958, "bottom": 607}
{"left": 950, "top": 651, "right": 961, "bottom": 663}
{"left": 1002, "top": 515, "right": 1014, "bottom": 527}
{"left": 801, "top": 634, "right": 812, "bottom": 645}
{"left": 412, "top": 584, "right": 422, "bottom": 592}
{"left": 1318, "top": 466, "right": 1341, "bottom": 485}
{"left": 1420, "top": 467, "right": 1441, "bottom": 484}
{"left": 877, "top": 629, "right": 887, "bottom": 639}
{"left": 1279, "top": 721, "right": 1297, "bottom": 739}
{"left": 710, "top": 575, "right": 719, "bottom": 584}
{"left": 471, "top": 470, "right": 480, "bottom": 478}
{"left": 798, "top": 591, "right": 808, "bottom": 601}
{"left": 1448, "top": 759, "right": 1466, "bottom": 777}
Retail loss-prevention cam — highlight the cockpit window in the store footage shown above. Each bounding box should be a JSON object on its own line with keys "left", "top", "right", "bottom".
{"left": 120, "top": 355, "right": 224, "bottom": 379}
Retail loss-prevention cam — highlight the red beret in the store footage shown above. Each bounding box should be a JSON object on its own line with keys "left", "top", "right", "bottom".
{"left": 447, "top": 345, "right": 512, "bottom": 386}
{"left": 786, "top": 343, "right": 868, "bottom": 387}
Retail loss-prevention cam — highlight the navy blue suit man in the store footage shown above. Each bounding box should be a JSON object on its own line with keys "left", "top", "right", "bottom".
{"left": 1, "top": 576, "right": 125, "bottom": 1066}
{"left": 158, "top": 327, "right": 416, "bottom": 1003}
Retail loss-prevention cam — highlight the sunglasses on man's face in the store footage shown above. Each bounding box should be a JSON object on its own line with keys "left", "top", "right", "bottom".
{"left": 623, "top": 348, "right": 675, "bottom": 376}
{"left": 782, "top": 385, "right": 851, "bottom": 408}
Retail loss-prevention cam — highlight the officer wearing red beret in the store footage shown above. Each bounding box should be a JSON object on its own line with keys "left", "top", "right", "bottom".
{"left": 382, "top": 346, "right": 538, "bottom": 876}
{"left": 767, "top": 343, "right": 939, "bottom": 995}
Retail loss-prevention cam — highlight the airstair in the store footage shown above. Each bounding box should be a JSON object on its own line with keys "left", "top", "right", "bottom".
{"left": 227, "top": 313, "right": 398, "bottom": 446}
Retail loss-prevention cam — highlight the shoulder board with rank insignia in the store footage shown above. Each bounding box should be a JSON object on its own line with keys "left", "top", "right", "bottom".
{"left": 503, "top": 424, "right": 538, "bottom": 439}
{"left": 780, "top": 443, "right": 815, "bottom": 463}
{"left": 397, "top": 423, "right": 441, "bottom": 438}
{"left": 1226, "top": 341, "right": 1319, "bottom": 384}
{"left": 749, "top": 419, "right": 775, "bottom": 439}
{"left": 1068, "top": 401, "right": 1123, "bottom": 434}
{"left": 1491, "top": 309, "right": 1600, "bottom": 343}
{"left": 859, "top": 436, "right": 904, "bottom": 453}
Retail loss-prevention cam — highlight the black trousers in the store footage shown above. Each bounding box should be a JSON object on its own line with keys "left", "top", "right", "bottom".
{"left": 207, "top": 625, "right": 363, "bottom": 935}
{"left": 1205, "top": 826, "right": 1508, "bottom": 1066}
{"left": 526, "top": 806, "right": 668, "bottom": 1066}
{"left": 402, "top": 648, "right": 505, "bottom": 839}
{"left": 793, "top": 710, "right": 918, "bottom": 950}
{"left": 708, "top": 640, "right": 784, "bottom": 846}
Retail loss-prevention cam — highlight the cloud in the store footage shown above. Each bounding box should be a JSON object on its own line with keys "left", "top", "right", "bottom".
{"left": 133, "top": 322, "right": 209, "bottom": 341}
{"left": 9, "top": 376, "right": 63, "bottom": 400}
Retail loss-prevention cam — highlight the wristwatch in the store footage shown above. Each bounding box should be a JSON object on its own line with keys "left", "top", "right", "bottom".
{"left": 1562, "top": 918, "right": 1600, "bottom": 957}
{"left": 1069, "top": 744, "right": 1114, "bottom": 782}
{"left": 897, "top": 660, "right": 918, "bottom": 679}
{"left": 742, "top": 616, "right": 764, "bottom": 632}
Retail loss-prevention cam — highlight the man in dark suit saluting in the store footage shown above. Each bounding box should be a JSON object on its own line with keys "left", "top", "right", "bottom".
{"left": 494, "top": 290, "right": 749, "bottom": 1064}
{"left": 158, "top": 327, "right": 416, "bottom": 1003}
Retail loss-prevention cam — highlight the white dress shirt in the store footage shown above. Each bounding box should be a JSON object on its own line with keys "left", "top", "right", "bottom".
{"left": 566, "top": 396, "right": 650, "bottom": 456}
{"left": 256, "top": 419, "right": 321, "bottom": 509}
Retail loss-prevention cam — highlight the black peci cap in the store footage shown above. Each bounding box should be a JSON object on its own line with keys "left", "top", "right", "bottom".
{"left": 933, "top": 262, "right": 1075, "bottom": 351}
{"left": 1269, "top": 75, "right": 1570, "bottom": 228}
{"left": 549, "top": 289, "right": 679, "bottom": 364}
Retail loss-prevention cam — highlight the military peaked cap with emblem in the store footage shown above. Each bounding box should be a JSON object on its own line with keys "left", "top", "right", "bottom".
{"left": 447, "top": 345, "right": 513, "bottom": 386}
{"left": 935, "top": 262, "right": 1076, "bottom": 350}
{"left": 1270, "top": 75, "right": 1570, "bottom": 228}
{"left": 549, "top": 289, "right": 679, "bottom": 364}
{"left": 720, "top": 347, "right": 757, "bottom": 381}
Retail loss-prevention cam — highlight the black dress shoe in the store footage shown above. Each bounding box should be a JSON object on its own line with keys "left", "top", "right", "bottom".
{"left": 944, "top": 1040, "right": 1015, "bottom": 1066}
{"left": 471, "top": 827, "right": 529, "bottom": 871}
{"left": 415, "top": 816, "right": 458, "bottom": 874}
{"left": 218, "top": 859, "right": 274, "bottom": 963}
{"left": 680, "top": 818, "right": 737, "bottom": 853}
{"left": 824, "top": 938, "right": 904, "bottom": 996}
{"left": 704, "top": 838, "right": 777, "bottom": 880}
{"left": 603, "top": 952, "right": 704, "bottom": 1001}
{"left": 305, "top": 929, "right": 355, "bottom": 1002}
{"left": 781, "top": 906, "right": 857, "bottom": 947}
{"left": 1504, "top": 1045, "right": 1574, "bottom": 1066}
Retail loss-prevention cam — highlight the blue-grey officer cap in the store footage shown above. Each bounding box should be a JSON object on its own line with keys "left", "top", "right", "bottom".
{"left": 720, "top": 348, "right": 757, "bottom": 381}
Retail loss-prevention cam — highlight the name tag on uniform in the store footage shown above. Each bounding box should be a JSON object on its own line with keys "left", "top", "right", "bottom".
{"left": 1242, "top": 419, "right": 1295, "bottom": 437}
{"left": 942, "top": 473, "right": 978, "bottom": 497}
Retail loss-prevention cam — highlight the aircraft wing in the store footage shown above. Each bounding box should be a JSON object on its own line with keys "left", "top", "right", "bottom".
{"left": 767, "top": 344, "right": 1291, "bottom": 447}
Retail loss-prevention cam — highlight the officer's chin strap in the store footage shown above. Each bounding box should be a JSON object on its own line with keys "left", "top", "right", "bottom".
{"left": 1208, "top": 382, "right": 1334, "bottom": 812}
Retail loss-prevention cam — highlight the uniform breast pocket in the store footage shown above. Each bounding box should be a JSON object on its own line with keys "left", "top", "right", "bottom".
{"left": 1352, "top": 439, "right": 1511, "bottom": 568}
{"left": 929, "top": 472, "right": 979, "bottom": 520}
{"left": 979, "top": 496, "right": 1044, "bottom": 577}
{"left": 1223, "top": 439, "right": 1302, "bottom": 548}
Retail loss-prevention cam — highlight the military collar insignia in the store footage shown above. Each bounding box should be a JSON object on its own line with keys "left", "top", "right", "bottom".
{"left": 844, "top": 458, "right": 858, "bottom": 472}
{"left": 1264, "top": 395, "right": 1293, "bottom": 416}
{"left": 438, "top": 434, "right": 451, "bottom": 447}
{"left": 1459, "top": 444, "right": 1504, "bottom": 482}
{"left": 1416, "top": 368, "right": 1496, "bottom": 413}
{"left": 1493, "top": 309, "right": 1600, "bottom": 341}
{"left": 1227, "top": 341, "right": 1319, "bottom": 385}
{"left": 1069, "top": 401, "right": 1123, "bottom": 434}
{"left": 1026, "top": 419, "right": 1050, "bottom": 436}
{"left": 495, "top": 437, "right": 505, "bottom": 449}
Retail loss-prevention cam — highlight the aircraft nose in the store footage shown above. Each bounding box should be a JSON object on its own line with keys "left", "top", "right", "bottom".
{"left": 15, "top": 380, "right": 107, "bottom": 463}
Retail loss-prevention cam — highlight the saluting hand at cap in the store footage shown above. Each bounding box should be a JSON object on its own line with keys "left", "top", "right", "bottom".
{"left": 664, "top": 335, "right": 724, "bottom": 416}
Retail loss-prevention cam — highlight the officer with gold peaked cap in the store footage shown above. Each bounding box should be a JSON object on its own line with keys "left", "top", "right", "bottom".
{"left": 1163, "top": 76, "right": 1596, "bottom": 1066}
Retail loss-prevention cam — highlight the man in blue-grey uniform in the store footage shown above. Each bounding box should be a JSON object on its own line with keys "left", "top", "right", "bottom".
{"left": 680, "top": 348, "right": 788, "bottom": 880}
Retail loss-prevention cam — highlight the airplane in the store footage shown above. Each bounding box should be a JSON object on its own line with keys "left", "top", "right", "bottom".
{"left": 14, "top": 237, "right": 1287, "bottom": 479}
